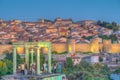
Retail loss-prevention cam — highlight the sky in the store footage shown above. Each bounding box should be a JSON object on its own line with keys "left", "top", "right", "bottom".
{"left": 0, "top": 0, "right": 120, "bottom": 23}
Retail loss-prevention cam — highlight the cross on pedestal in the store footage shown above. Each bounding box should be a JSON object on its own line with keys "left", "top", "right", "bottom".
{"left": 30, "top": 49, "right": 34, "bottom": 64}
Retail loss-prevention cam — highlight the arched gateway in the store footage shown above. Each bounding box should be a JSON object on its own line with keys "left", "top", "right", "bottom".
{"left": 13, "top": 42, "right": 51, "bottom": 75}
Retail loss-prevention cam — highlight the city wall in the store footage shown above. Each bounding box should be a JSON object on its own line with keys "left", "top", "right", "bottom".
{"left": 52, "top": 43, "right": 67, "bottom": 53}
{"left": 75, "top": 44, "right": 90, "bottom": 52}
{"left": 111, "top": 44, "right": 120, "bottom": 53}
{"left": 0, "top": 45, "right": 12, "bottom": 55}
{"left": 0, "top": 39, "right": 120, "bottom": 54}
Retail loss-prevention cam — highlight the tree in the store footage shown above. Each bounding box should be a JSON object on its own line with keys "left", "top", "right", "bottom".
{"left": 40, "top": 54, "right": 45, "bottom": 68}
{"left": 62, "top": 68, "right": 67, "bottom": 74}
{"left": 98, "top": 35, "right": 117, "bottom": 42}
{"left": 97, "top": 21, "right": 118, "bottom": 31}
{"left": 82, "top": 36, "right": 93, "bottom": 40}
{"left": 110, "top": 35, "right": 117, "bottom": 43}
{"left": 0, "top": 52, "right": 21, "bottom": 76}
{"left": 112, "top": 22, "right": 117, "bottom": 26}
{"left": 5, "top": 52, "right": 13, "bottom": 61}
{"left": 5, "top": 52, "right": 21, "bottom": 65}
{"left": 65, "top": 57, "right": 73, "bottom": 69}
{"left": 98, "top": 35, "right": 109, "bottom": 40}
{"left": 60, "top": 51, "right": 67, "bottom": 54}
{"left": 1, "top": 62, "right": 8, "bottom": 75}
{"left": 3, "top": 59, "right": 13, "bottom": 74}
{"left": 64, "top": 57, "right": 74, "bottom": 76}
{"left": 100, "top": 65, "right": 110, "bottom": 75}
{"left": 114, "top": 67, "right": 120, "bottom": 73}
{"left": 97, "top": 20, "right": 102, "bottom": 25}
{"left": 63, "top": 60, "right": 110, "bottom": 80}
{"left": 52, "top": 51, "right": 58, "bottom": 54}
{"left": 0, "top": 61, "right": 3, "bottom": 76}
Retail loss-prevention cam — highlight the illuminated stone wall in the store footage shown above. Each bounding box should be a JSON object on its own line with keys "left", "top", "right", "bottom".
{"left": 1, "top": 39, "right": 120, "bottom": 54}
{"left": 52, "top": 43, "right": 67, "bottom": 53}
{"left": 67, "top": 39, "right": 75, "bottom": 53}
{"left": 111, "top": 44, "right": 120, "bottom": 53}
{"left": 75, "top": 44, "right": 90, "bottom": 52}
{"left": 0, "top": 45, "right": 12, "bottom": 55}
{"left": 103, "top": 40, "right": 111, "bottom": 53}
{"left": 90, "top": 39, "right": 99, "bottom": 53}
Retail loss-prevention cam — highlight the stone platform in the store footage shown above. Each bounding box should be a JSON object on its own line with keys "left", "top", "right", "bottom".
{"left": 1, "top": 73, "right": 63, "bottom": 80}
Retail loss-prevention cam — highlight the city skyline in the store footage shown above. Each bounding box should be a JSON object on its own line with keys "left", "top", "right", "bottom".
{"left": 0, "top": 0, "right": 120, "bottom": 23}
{"left": 1, "top": 1, "right": 120, "bottom": 79}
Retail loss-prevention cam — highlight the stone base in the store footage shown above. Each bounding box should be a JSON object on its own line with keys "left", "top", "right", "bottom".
{"left": 1, "top": 73, "right": 62, "bottom": 80}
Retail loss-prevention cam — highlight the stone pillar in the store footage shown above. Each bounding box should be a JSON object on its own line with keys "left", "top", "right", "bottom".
{"left": 25, "top": 47, "right": 29, "bottom": 69}
{"left": 13, "top": 46, "right": 17, "bottom": 74}
{"left": 31, "top": 49, "right": 34, "bottom": 64}
{"left": 37, "top": 47, "right": 41, "bottom": 75}
{"left": 48, "top": 47, "right": 51, "bottom": 73}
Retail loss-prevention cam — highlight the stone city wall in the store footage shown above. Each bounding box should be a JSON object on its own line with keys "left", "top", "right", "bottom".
{"left": 75, "top": 44, "right": 90, "bottom": 52}
{"left": 0, "top": 39, "right": 120, "bottom": 54}
{"left": 111, "top": 44, "right": 120, "bottom": 53}
{"left": 0, "top": 45, "right": 12, "bottom": 54}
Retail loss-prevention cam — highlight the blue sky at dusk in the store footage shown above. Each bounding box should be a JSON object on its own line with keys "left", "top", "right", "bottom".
{"left": 0, "top": 0, "right": 120, "bottom": 23}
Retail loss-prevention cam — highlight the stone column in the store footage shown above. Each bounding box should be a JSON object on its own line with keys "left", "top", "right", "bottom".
{"left": 25, "top": 47, "right": 29, "bottom": 69}
{"left": 31, "top": 49, "right": 34, "bottom": 64}
{"left": 13, "top": 46, "right": 17, "bottom": 74}
{"left": 48, "top": 46, "right": 51, "bottom": 73}
{"left": 37, "top": 47, "right": 41, "bottom": 75}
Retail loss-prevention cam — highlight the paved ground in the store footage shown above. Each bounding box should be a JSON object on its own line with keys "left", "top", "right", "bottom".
{"left": 1, "top": 73, "right": 61, "bottom": 80}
